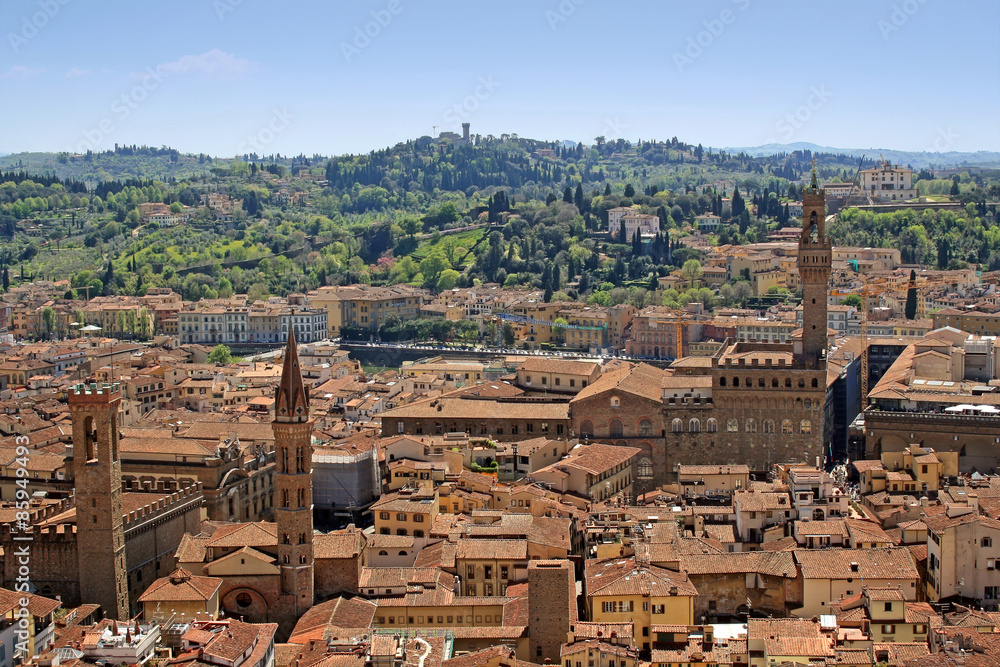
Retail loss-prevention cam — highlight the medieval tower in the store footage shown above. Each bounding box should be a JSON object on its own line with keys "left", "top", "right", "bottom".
{"left": 272, "top": 329, "right": 314, "bottom": 631}
{"left": 797, "top": 163, "right": 832, "bottom": 367}
{"left": 69, "top": 382, "right": 129, "bottom": 621}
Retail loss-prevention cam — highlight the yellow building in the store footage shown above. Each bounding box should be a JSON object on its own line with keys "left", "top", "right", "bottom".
{"left": 793, "top": 548, "right": 919, "bottom": 618}
{"left": 456, "top": 538, "right": 527, "bottom": 597}
{"left": 387, "top": 459, "right": 446, "bottom": 491}
{"left": 372, "top": 487, "right": 440, "bottom": 540}
{"left": 137, "top": 567, "right": 222, "bottom": 621}
{"left": 677, "top": 464, "right": 749, "bottom": 500}
{"left": 585, "top": 557, "right": 698, "bottom": 652}
{"left": 372, "top": 589, "right": 508, "bottom": 630}
{"left": 309, "top": 284, "right": 425, "bottom": 336}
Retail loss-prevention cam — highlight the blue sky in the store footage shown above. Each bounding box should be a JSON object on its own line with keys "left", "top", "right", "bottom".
{"left": 1, "top": 0, "right": 997, "bottom": 157}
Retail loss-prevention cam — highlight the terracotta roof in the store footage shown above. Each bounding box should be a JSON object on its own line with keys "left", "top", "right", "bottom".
{"left": 571, "top": 363, "right": 666, "bottom": 404}
{"left": 314, "top": 530, "right": 364, "bottom": 560}
{"left": 289, "top": 597, "right": 376, "bottom": 644}
{"left": 455, "top": 538, "right": 528, "bottom": 561}
{"left": 137, "top": 568, "right": 221, "bottom": 603}
{"left": 585, "top": 557, "right": 698, "bottom": 598}
{"left": 382, "top": 395, "right": 571, "bottom": 421}
{"left": 681, "top": 551, "right": 797, "bottom": 578}
{"left": 794, "top": 547, "right": 919, "bottom": 581}
{"left": 205, "top": 521, "right": 278, "bottom": 548}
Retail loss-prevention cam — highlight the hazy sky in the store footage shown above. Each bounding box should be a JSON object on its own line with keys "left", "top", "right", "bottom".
{"left": 1, "top": 0, "right": 997, "bottom": 157}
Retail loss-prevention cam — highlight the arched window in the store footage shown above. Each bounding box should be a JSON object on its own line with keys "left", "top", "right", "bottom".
{"left": 706, "top": 418, "right": 718, "bottom": 433}
{"left": 580, "top": 420, "right": 594, "bottom": 438}
{"left": 804, "top": 399, "right": 812, "bottom": 410}
{"left": 637, "top": 458, "right": 654, "bottom": 479}
{"left": 609, "top": 419, "right": 624, "bottom": 438}
{"left": 638, "top": 419, "right": 653, "bottom": 437}
{"left": 800, "top": 420, "right": 812, "bottom": 434}
{"left": 720, "top": 377, "right": 727, "bottom": 387}
{"left": 782, "top": 419, "right": 793, "bottom": 434}
{"left": 236, "top": 592, "right": 253, "bottom": 608}
{"left": 758, "top": 378, "right": 765, "bottom": 388}
{"left": 812, "top": 378, "right": 819, "bottom": 388}
{"left": 746, "top": 378, "right": 752, "bottom": 389}
{"left": 398, "top": 550, "right": 408, "bottom": 556}
{"left": 785, "top": 378, "right": 792, "bottom": 388}
{"left": 727, "top": 419, "right": 739, "bottom": 432}
{"left": 763, "top": 419, "right": 775, "bottom": 434}
{"left": 610, "top": 396, "right": 620, "bottom": 408}
{"left": 798, "top": 379, "right": 806, "bottom": 388}
{"left": 733, "top": 377, "right": 740, "bottom": 387}
{"left": 378, "top": 550, "right": 389, "bottom": 556}
{"left": 746, "top": 419, "right": 757, "bottom": 433}
{"left": 772, "top": 378, "right": 778, "bottom": 388}
{"left": 689, "top": 418, "right": 701, "bottom": 433}
{"left": 671, "top": 419, "right": 683, "bottom": 433}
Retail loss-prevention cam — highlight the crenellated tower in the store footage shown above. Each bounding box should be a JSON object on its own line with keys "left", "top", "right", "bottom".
{"left": 69, "top": 382, "right": 129, "bottom": 621}
{"left": 272, "top": 329, "right": 314, "bottom": 630}
{"left": 797, "top": 163, "right": 832, "bottom": 367}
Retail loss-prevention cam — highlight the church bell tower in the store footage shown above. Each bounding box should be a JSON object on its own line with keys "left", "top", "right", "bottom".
{"left": 69, "top": 382, "right": 129, "bottom": 621}
{"left": 797, "top": 162, "right": 832, "bottom": 367}
{"left": 272, "top": 329, "right": 314, "bottom": 628}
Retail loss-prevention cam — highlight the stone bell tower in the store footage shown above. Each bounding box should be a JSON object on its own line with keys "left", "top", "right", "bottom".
{"left": 272, "top": 329, "right": 314, "bottom": 630}
{"left": 69, "top": 382, "right": 129, "bottom": 621}
{"left": 797, "top": 162, "right": 832, "bottom": 367}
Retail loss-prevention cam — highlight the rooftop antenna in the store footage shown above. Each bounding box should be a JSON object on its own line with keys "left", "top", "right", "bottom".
{"left": 432, "top": 126, "right": 438, "bottom": 137}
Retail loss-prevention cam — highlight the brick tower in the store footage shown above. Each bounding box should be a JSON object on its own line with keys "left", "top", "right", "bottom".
{"left": 797, "top": 163, "right": 832, "bottom": 367}
{"left": 528, "top": 560, "right": 576, "bottom": 663}
{"left": 69, "top": 382, "right": 129, "bottom": 621}
{"left": 272, "top": 329, "right": 314, "bottom": 631}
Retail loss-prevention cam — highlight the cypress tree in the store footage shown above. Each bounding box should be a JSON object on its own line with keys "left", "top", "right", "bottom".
{"left": 905, "top": 269, "right": 918, "bottom": 320}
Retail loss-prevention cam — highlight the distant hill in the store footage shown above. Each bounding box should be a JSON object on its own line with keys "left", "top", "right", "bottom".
{"left": 723, "top": 142, "right": 1000, "bottom": 169}
{"left": 0, "top": 150, "right": 240, "bottom": 185}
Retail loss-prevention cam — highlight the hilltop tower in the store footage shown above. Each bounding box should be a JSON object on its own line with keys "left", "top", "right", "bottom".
{"left": 272, "top": 329, "right": 314, "bottom": 630}
{"left": 797, "top": 163, "right": 832, "bottom": 367}
{"left": 69, "top": 382, "right": 129, "bottom": 621}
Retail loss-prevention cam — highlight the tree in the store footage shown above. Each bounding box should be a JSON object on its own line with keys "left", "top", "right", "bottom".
{"left": 169, "top": 202, "right": 183, "bottom": 214}
{"left": 436, "top": 269, "right": 460, "bottom": 292}
{"left": 950, "top": 176, "right": 960, "bottom": 196}
{"left": 41, "top": 306, "right": 56, "bottom": 340}
{"left": 1, "top": 266, "right": 7, "bottom": 292}
{"left": 905, "top": 269, "right": 918, "bottom": 320}
{"left": 502, "top": 322, "right": 515, "bottom": 347}
{"left": 419, "top": 253, "right": 447, "bottom": 288}
{"left": 208, "top": 344, "right": 235, "bottom": 364}
{"left": 552, "top": 317, "right": 568, "bottom": 341}
{"left": 841, "top": 294, "right": 863, "bottom": 309}
{"left": 624, "top": 184, "right": 635, "bottom": 198}
{"left": 682, "top": 259, "right": 703, "bottom": 289}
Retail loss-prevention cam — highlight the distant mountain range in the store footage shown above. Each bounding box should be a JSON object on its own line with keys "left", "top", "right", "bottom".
{"left": 721, "top": 142, "right": 1000, "bottom": 168}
